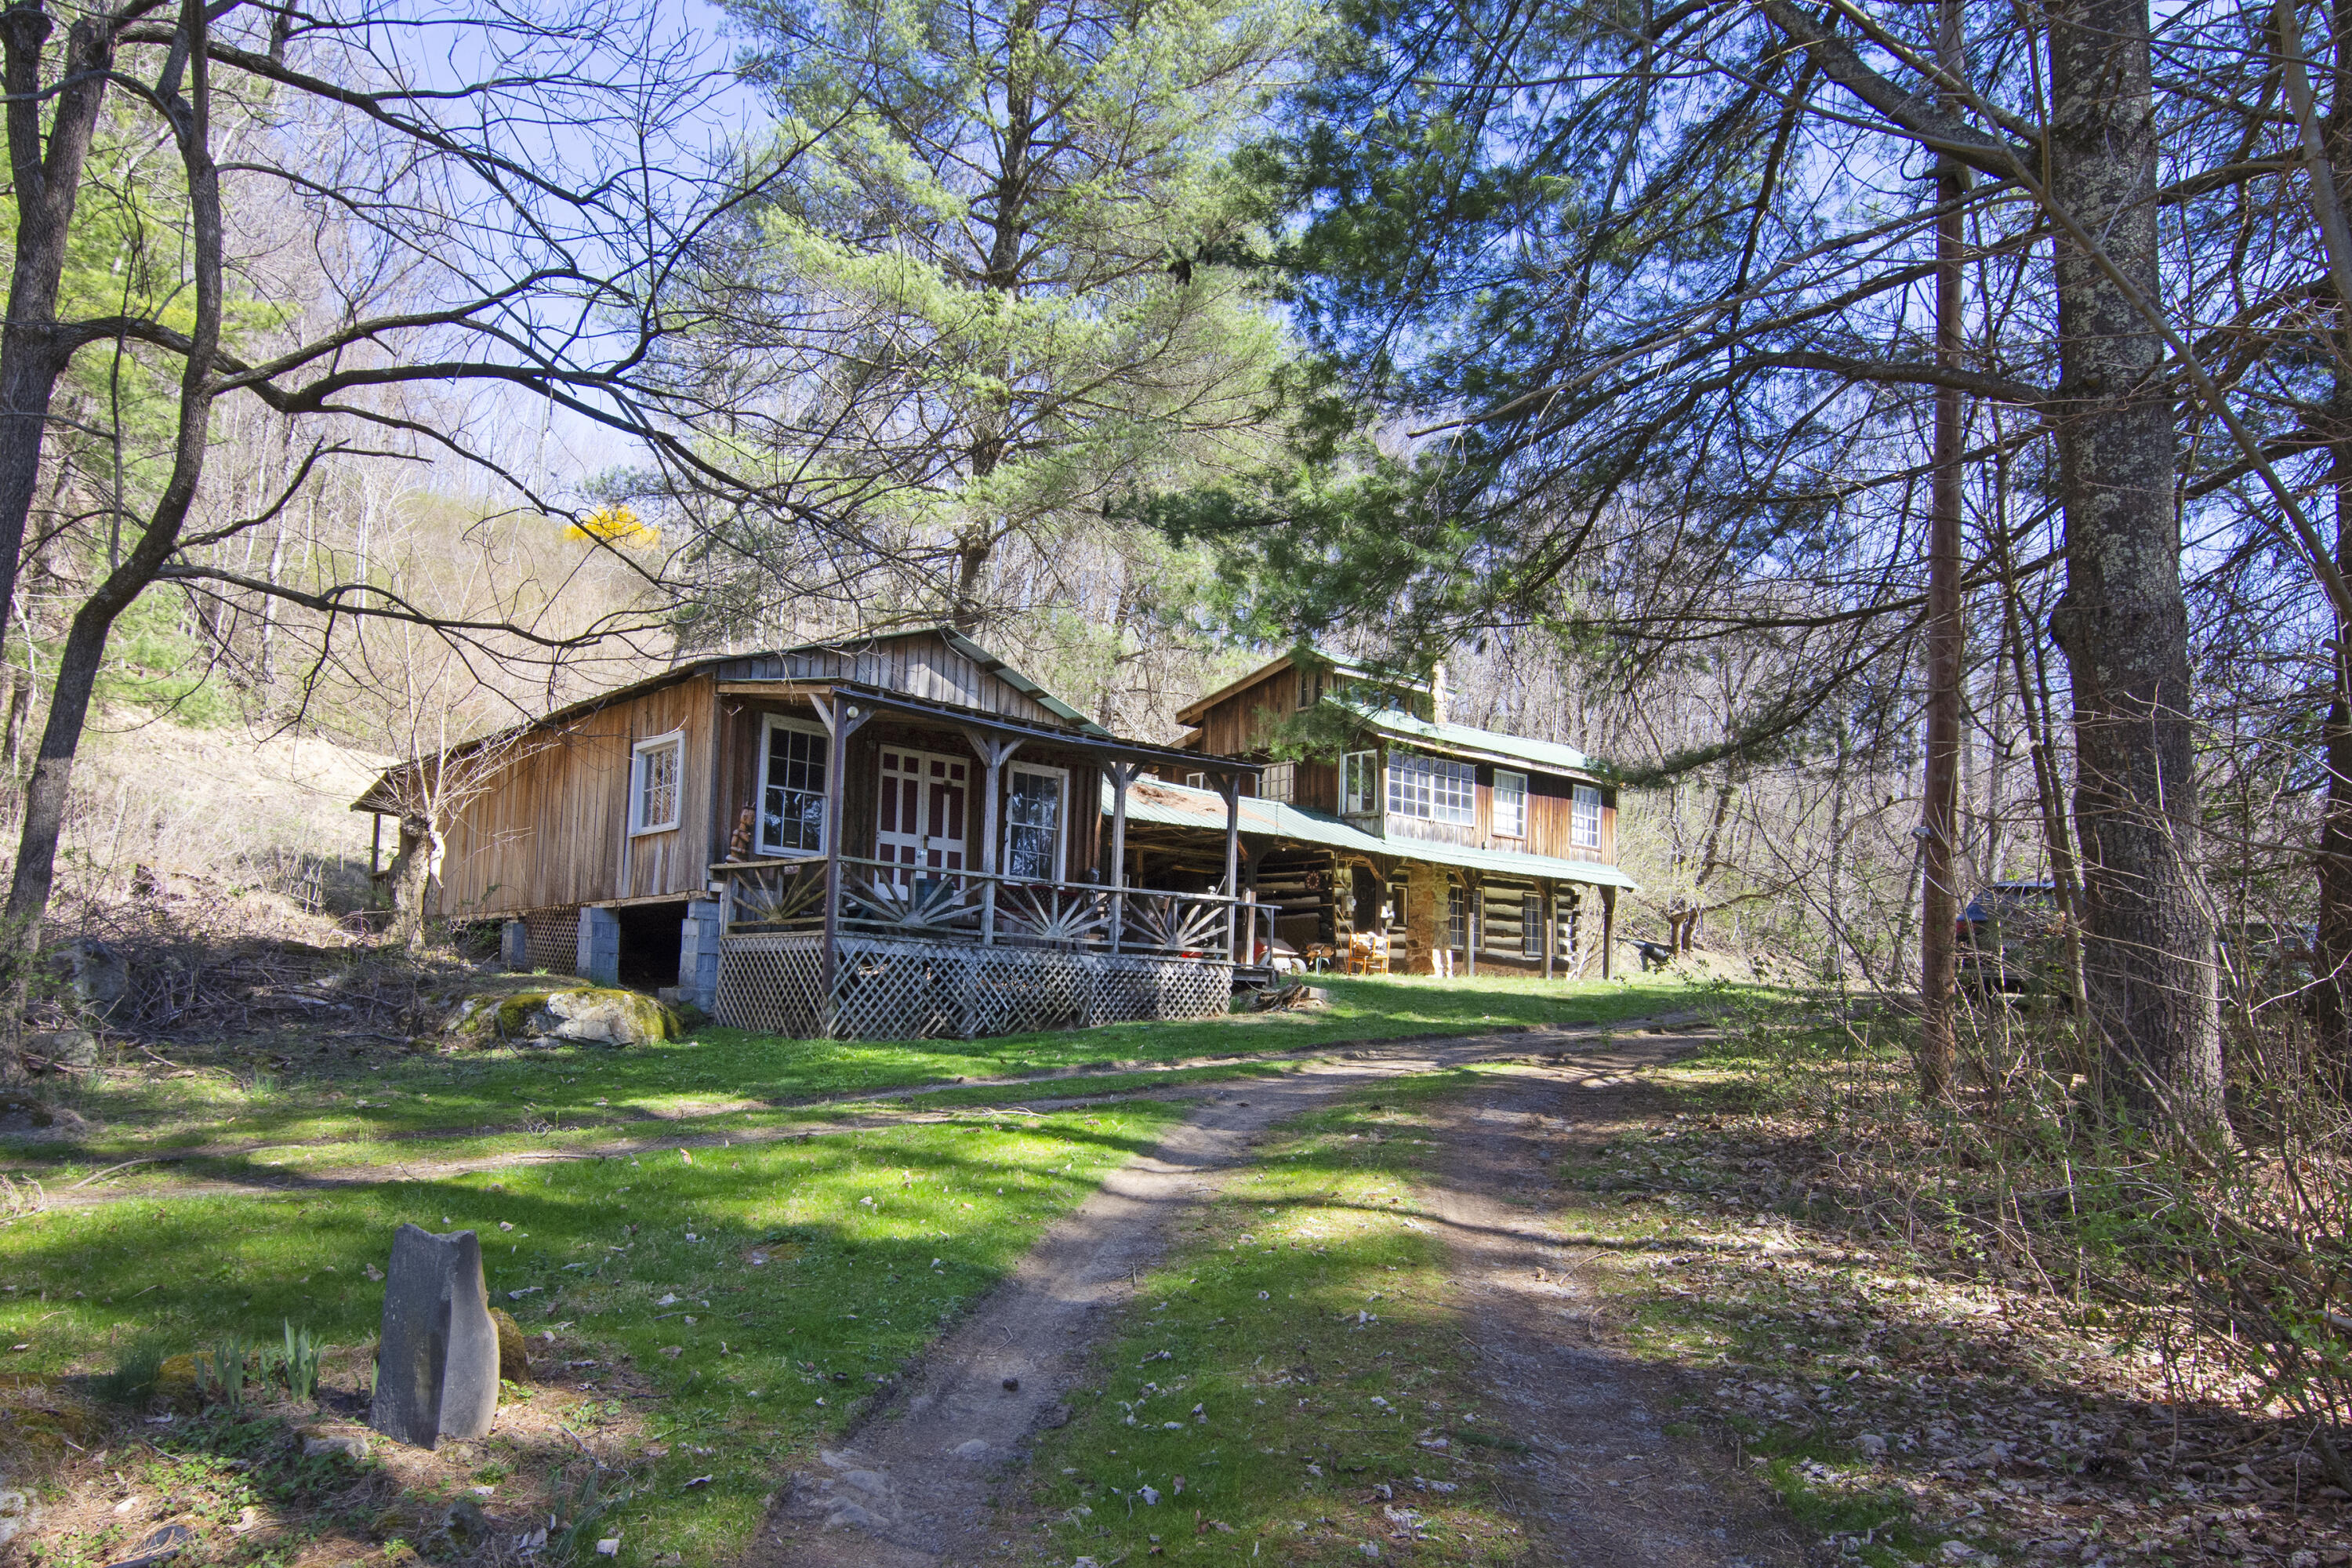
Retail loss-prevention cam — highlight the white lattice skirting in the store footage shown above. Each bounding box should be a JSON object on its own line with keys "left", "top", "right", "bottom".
{"left": 713, "top": 932, "right": 1232, "bottom": 1040}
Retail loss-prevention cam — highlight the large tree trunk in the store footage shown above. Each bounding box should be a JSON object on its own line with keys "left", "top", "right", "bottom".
{"left": 0, "top": 7, "right": 112, "bottom": 638}
{"left": 2046, "top": 0, "right": 2223, "bottom": 1125}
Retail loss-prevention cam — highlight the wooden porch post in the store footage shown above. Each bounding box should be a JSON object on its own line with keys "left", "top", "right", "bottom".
{"left": 967, "top": 731, "right": 1021, "bottom": 946}
{"left": 1106, "top": 760, "right": 1137, "bottom": 954}
{"left": 811, "top": 692, "right": 871, "bottom": 1032}
{"left": 1221, "top": 771, "right": 1241, "bottom": 962}
{"left": 1542, "top": 880, "right": 1555, "bottom": 982}
{"left": 1601, "top": 884, "right": 1617, "bottom": 980}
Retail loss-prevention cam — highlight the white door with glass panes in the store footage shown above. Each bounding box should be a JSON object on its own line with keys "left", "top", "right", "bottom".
{"left": 1004, "top": 765, "right": 1066, "bottom": 882}
{"left": 875, "top": 749, "right": 970, "bottom": 887}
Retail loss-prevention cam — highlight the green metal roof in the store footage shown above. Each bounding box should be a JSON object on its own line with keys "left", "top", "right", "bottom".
{"left": 1103, "top": 778, "right": 1639, "bottom": 892}
{"left": 1351, "top": 706, "right": 1602, "bottom": 778}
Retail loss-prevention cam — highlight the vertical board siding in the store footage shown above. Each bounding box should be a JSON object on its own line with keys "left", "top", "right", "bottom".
{"left": 435, "top": 672, "right": 717, "bottom": 919}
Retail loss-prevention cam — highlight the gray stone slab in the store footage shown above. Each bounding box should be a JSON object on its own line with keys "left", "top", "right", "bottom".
{"left": 368, "top": 1224, "right": 499, "bottom": 1449}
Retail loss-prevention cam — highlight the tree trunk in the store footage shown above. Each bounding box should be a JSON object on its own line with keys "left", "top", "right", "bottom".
{"left": 1918, "top": 0, "right": 1966, "bottom": 1102}
{"left": 2316, "top": 3, "right": 2352, "bottom": 1080}
{"left": 387, "top": 814, "right": 442, "bottom": 952}
{"left": 0, "top": 8, "right": 114, "bottom": 637}
{"left": 2046, "top": 0, "right": 2223, "bottom": 1125}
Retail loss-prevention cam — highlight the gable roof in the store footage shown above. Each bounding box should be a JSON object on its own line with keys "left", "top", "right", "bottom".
{"left": 1173, "top": 648, "right": 1429, "bottom": 727}
{"left": 351, "top": 626, "right": 1102, "bottom": 813}
{"left": 1351, "top": 706, "right": 1602, "bottom": 780}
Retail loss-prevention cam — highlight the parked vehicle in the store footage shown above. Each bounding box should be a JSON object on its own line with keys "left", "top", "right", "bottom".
{"left": 1955, "top": 879, "right": 2063, "bottom": 996}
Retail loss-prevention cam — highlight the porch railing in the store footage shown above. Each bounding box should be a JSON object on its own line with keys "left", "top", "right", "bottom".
{"left": 710, "top": 855, "right": 1243, "bottom": 962}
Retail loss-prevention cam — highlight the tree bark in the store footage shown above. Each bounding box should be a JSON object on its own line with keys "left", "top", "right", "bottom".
{"left": 2045, "top": 0, "right": 2223, "bottom": 1124}
{"left": 1918, "top": 0, "right": 1965, "bottom": 1102}
{"left": 0, "top": 5, "right": 114, "bottom": 637}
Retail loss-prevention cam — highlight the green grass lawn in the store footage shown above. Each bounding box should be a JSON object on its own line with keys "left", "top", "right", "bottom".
{"left": 1019, "top": 1075, "right": 1535, "bottom": 1566}
{"left": 9, "top": 973, "right": 1723, "bottom": 1174}
{"left": 2, "top": 1103, "right": 1189, "bottom": 1568}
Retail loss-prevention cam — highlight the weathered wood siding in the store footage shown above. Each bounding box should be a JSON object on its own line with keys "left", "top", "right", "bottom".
{"left": 436, "top": 672, "right": 719, "bottom": 919}
{"left": 713, "top": 633, "right": 1069, "bottom": 728}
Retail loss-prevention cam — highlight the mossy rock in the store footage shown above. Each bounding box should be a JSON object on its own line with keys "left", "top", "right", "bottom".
{"left": 447, "top": 986, "right": 677, "bottom": 1047}
{"left": 154, "top": 1352, "right": 200, "bottom": 1404}
{"left": 488, "top": 1308, "right": 530, "bottom": 1385}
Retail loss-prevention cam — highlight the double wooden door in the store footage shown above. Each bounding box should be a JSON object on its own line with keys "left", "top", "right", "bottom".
{"left": 874, "top": 748, "right": 970, "bottom": 887}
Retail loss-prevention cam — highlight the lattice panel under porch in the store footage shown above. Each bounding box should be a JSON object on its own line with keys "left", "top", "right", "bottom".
{"left": 712, "top": 931, "right": 827, "bottom": 1036}
{"left": 522, "top": 907, "right": 581, "bottom": 976}
{"left": 714, "top": 932, "right": 1232, "bottom": 1040}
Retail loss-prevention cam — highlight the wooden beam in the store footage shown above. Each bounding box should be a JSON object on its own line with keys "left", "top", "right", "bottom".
{"left": 1105, "top": 760, "right": 1140, "bottom": 954}
{"left": 1542, "top": 880, "right": 1555, "bottom": 982}
{"left": 811, "top": 691, "right": 873, "bottom": 1029}
{"left": 1601, "top": 884, "right": 1617, "bottom": 981}
{"left": 1221, "top": 773, "right": 1241, "bottom": 962}
{"left": 965, "top": 730, "right": 1022, "bottom": 946}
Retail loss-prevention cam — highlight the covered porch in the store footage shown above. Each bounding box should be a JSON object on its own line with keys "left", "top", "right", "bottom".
{"left": 702, "top": 682, "right": 1257, "bottom": 1040}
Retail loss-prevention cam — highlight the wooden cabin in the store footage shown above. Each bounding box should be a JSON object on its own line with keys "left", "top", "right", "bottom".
{"left": 1147, "top": 652, "right": 1637, "bottom": 978}
{"left": 354, "top": 629, "right": 1254, "bottom": 1040}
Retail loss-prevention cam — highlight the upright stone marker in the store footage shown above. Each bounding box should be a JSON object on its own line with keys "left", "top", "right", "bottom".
{"left": 369, "top": 1225, "right": 499, "bottom": 1448}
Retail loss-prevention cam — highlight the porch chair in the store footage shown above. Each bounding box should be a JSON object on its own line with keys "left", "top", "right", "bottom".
{"left": 1345, "top": 930, "right": 1388, "bottom": 975}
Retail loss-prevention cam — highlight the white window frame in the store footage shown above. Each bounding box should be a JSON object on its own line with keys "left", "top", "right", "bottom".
{"left": 1003, "top": 762, "right": 1070, "bottom": 883}
{"left": 1261, "top": 760, "right": 1296, "bottom": 804}
{"left": 1572, "top": 783, "right": 1603, "bottom": 849}
{"left": 757, "top": 714, "right": 832, "bottom": 857}
{"left": 1388, "top": 750, "right": 1475, "bottom": 825}
{"left": 1342, "top": 750, "right": 1377, "bottom": 814}
{"left": 630, "top": 729, "right": 684, "bottom": 836}
{"left": 1493, "top": 768, "right": 1528, "bottom": 839}
{"left": 1184, "top": 770, "right": 1207, "bottom": 789}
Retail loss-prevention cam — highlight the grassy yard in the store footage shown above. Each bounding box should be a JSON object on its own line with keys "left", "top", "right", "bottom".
{"left": 0, "top": 971, "right": 1740, "bottom": 1568}
{"left": 2, "top": 1103, "right": 1188, "bottom": 1568}
{"left": 5, "top": 973, "right": 1720, "bottom": 1173}
{"left": 1020, "top": 1075, "right": 1534, "bottom": 1566}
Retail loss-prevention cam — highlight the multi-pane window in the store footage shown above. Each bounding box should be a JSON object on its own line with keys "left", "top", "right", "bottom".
{"left": 1296, "top": 670, "right": 1322, "bottom": 710}
{"left": 1261, "top": 761, "right": 1296, "bottom": 804}
{"left": 1388, "top": 750, "right": 1475, "bottom": 824}
{"left": 1342, "top": 750, "right": 1377, "bottom": 814}
{"left": 631, "top": 733, "right": 682, "bottom": 834}
{"left": 759, "top": 719, "right": 829, "bottom": 855}
{"left": 1523, "top": 893, "right": 1543, "bottom": 957}
{"left": 1005, "top": 766, "right": 1065, "bottom": 881}
{"left": 1572, "top": 783, "right": 1603, "bottom": 849}
{"left": 1493, "top": 769, "right": 1527, "bottom": 838}
{"left": 1448, "top": 884, "right": 1467, "bottom": 949}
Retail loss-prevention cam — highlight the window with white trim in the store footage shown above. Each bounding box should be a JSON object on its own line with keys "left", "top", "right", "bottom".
{"left": 758, "top": 716, "right": 830, "bottom": 855}
{"left": 1522, "top": 893, "right": 1543, "bottom": 956}
{"left": 1004, "top": 764, "right": 1066, "bottom": 882}
{"left": 631, "top": 731, "right": 683, "bottom": 834}
{"left": 1493, "top": 768, "right": 1527, "bottom": 838}
{"left": 1342, "top": 750, "right": 1377, "bottom": 814}
{"left": 1447, "top": 884, "right": 1467, "bottom": 949}
{"left": 1261, "top": 761, "right": 1296, "bottom": 804}
{"left": 1184, "top": 771, "right": 1207, "bottom": 789}
{"left": 1572, "top": 783, "right": 1603, "bottom": 849}
{"left": 1388, "top": 750, "right": 1475, "bottom": 824}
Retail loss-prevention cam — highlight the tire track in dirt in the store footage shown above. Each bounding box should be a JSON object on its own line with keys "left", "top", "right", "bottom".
{"left": 1420, "top": 1060, "right": 1809, "bottom": 1566}
{"left": 738, "top": 1022, "right": 1726, "bottom": 1568}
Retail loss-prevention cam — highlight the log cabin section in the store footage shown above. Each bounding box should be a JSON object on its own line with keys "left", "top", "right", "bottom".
{"left": 352, "top": 628, "right": 1256, "bottom": 1039}
{"left": 1156, "top": 651, "right": 1637, "bottom": 979}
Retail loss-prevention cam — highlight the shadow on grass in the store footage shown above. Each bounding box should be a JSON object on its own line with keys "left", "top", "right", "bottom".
{"left": 0, "top": 1104, "right": 1191, "bottom": 1568}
